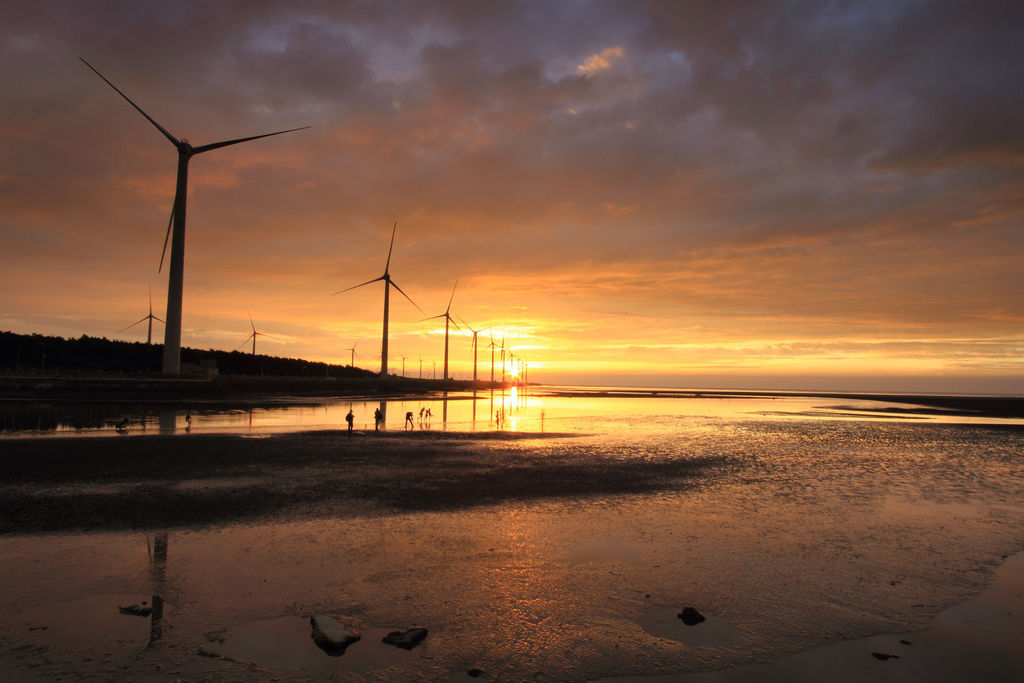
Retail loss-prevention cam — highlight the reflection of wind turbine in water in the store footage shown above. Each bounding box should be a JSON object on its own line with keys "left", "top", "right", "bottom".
{"left": 120, "top": 286, "right": 164, "bottom": 344}
{"left": 146, "top": 532, "right": 169, "bottom": 646}
{"left": 333, "top": 221, "right": 421, "bottom": 376}
{"left": 81, "top": 58, "right": 309, "bottom": 376}
{"left": 421, "top": 281, "right": 460, "bottom": 381}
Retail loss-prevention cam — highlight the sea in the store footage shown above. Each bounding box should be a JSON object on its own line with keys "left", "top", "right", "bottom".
{"left": 1, "top": 386, "right": 1023, "bottom": 680}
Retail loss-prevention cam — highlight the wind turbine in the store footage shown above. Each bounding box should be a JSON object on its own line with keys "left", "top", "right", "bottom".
{"left": 500, "top": 337, "right": 506, "bottom": 385}
{"left": 120, "top": 286, "right": 164, "bottom": 344}
{"left": 458, "top": 317, "right": 484, "bottom": 383}
{"left": 421, "top": 282, "right": 460, "bottom": 380}
{"left": 344, "top": 339, "right": 360, "bottom": 368}
{"left": 82, "top": 58, "right": 309, "bottom": 375}
{"left": 238, "top": 316, "right": 267, "bottom": 356}
{"left": 487, "top": 336, "right": 498, "bottom": 383}
{"left": 333, "top": 221, "right": 421, "bottom": 377}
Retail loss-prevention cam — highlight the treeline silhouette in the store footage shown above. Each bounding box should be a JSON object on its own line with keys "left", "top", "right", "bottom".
{"left": 0, "top": 331, "right": 374, "bottom": 379}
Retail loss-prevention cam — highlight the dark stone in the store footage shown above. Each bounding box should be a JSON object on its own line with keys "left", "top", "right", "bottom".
{"left": 119, "top": 604, "right": 153, "bottom": 617}
{"left": 678, "top": 607, "right": 705, "bottom": 626}
{"left": 468, "top": 668, "right": 484, "bottom": 678}
{"left": 872, "top": 652, "right": 900, "bottom": 661}
{"left": 383, "top": 627, "right": 428, "bottom": 650}
{"left": 310, "top": 614, "right": 360, "bottom": 656}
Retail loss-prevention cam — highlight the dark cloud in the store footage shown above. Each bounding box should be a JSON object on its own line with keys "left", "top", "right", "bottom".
{"left": 1, "top": 0, "right": 1021, "bottom": 387}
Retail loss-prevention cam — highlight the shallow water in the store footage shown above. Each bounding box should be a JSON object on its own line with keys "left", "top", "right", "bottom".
{"left": 2, "top": 385, "right": 1019, "bottom": 439}
{"left": 1, "top": 392, "right": 1023, "bottom": 680}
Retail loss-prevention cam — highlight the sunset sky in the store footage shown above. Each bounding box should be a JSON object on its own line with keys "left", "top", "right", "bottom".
{"left": 1, "top": 1, "right": 1022, "bottom": 393}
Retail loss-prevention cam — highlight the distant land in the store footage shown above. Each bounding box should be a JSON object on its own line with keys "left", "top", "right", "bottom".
{"left": 0, "top": 330, "right": 502, "bottom": 400}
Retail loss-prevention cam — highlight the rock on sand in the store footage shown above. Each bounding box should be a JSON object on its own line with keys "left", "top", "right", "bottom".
{"left": 310, "top": 614, "right": 360, "bottom": 655}
{"left": 383, "top": 627, "right": 428, "bottom": 650}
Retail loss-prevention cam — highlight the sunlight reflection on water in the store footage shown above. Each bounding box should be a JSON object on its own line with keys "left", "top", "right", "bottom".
{"left": 3, "top": 385, "right": 1019, "bottom": 439}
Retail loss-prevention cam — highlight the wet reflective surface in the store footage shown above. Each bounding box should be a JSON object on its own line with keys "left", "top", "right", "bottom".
{"left": 1, "top": 390, "right": 1023, "bottom": 680}
{"left": 2, "top": 385, "right": 1020, "bottom": 438}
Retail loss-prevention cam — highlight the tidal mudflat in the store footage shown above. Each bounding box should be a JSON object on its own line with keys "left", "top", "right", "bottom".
{"left": 1, "top": 392, "right": 1023, "bottom": 680}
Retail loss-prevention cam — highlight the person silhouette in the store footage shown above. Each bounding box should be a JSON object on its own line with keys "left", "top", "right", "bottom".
{"left": 346, "top": 409, "right": 354, "bottom": 433}
{"left": 373, "top": 407, "right": 382, "bottom": 431}
{"left": 405, "top": 411, "right": 414, "bottom": 430}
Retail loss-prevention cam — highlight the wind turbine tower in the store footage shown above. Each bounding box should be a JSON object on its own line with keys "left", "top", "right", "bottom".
{"left": 422, "top": 282, "right": 460, "bottom": 381}
{"left": 334, "top": 221, "right": 420, "bottom": 376}
{"left": 82, "top": 58, "right": 308, "bottom": 375}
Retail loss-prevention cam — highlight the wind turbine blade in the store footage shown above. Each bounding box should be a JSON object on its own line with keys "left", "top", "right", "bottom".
{"left": 192, "top": 126, "right": 310, "bottom": 154}
{"left": 158, "top": 203, "right": 174, "bottom": 273}
{"left": 417, "top": 313, "right": 447, "bottom": 323}
{"left": 81, "top": 58, "right": 180, "bottom": 147}
{"left": 384, "top": 220, "right": 397, "bottom": 274}
{"left": 389, "top": 280, "right": 423, "bottom": 313}
{"left": 448, "top": 316, "right": 462, "bottom": 332}
{"left": 332, "top": 275, "right": 385, "bottom": 295}
{"left": 235, "top": 333, "right": 255, "bottom": 352}
{"left": 119, "top": 316, "right": 149, "bottom": 332}
{"left": 445, "top": 280, "right": 458, "bottom": 312}
{"left": 249, "top": 315, "right": 256, "bottom": 333}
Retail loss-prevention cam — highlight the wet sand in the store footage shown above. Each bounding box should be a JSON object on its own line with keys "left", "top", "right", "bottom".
{"left": 602, "top": 549, "right": 1024, "bottom": 682}
{"left": 0, "top": 430, "right": 723, "bottom": 533}
{"left": 2, "top": 411, "right": 1023, "bottom": 681}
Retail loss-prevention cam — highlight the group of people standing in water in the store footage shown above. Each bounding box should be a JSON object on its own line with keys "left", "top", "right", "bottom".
{"left": 344, "top": 405, "right": 433, "bottom": 433}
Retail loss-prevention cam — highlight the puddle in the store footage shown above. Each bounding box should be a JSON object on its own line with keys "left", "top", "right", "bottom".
{"left": 17, "top": 593, "right": 167, "bottom": 651}
{"left": 637, "top": 607, "right": 743, "bottom": 648}
{"left": 211, "top": 616, "right": 431, "bottom": 675}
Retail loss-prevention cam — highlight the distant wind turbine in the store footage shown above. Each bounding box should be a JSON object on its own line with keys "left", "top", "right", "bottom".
{"left": 421, "top": 281, "right": 460, "bottom": 381}
{"left": 238, "top": 316, "right": 267, "bottom": 356}
{"left": 333, "top": 221, "right": 421, "bottom": 376}
{"left": 344, "top": 339, "right": 360, "bottom": 368}
{"left": 487, "top": 336, "right": 499, "bottom": 383}
{"left": 459, "top": 317, "right": 484, "bottom": 383}
{"left": 120, "top": 287, "right": 164, "bottom": 344}
{"left": 82, "top": 57, "right": 309, "bottom": 375}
